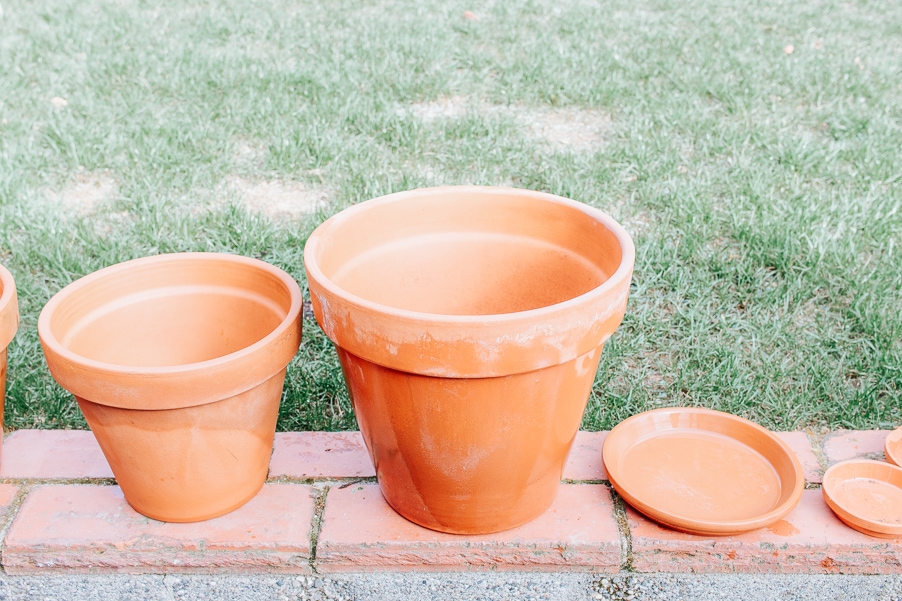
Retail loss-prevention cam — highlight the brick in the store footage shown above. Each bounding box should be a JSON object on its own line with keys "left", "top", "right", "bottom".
{"left": 0, "top": 430, "right": 113, "bottom": 479}
{"left": 629, "top": 489, "right": 902, "bottom": 574}
{"left": 3, "top": 484, "right": 315, "bottom": 574}
{"left": 563, "top": 431, "right": 608, "bottom": 481}
{"left": 823, "top": 430, "right": 891, "bottom": 466}
{"left": 775, "top": 432, "right": 823, "bottom": 484}
{"left": 269, "top": 432, "right": 374, "bottom": 479}
{"left": 0, "top": 483, "right": 20, "bottom": 527}
{"left": 317, "top": 483, "right": 621, "bottom": 572}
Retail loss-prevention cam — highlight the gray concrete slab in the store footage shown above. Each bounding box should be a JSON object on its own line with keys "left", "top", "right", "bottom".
{"left": 0, "top": 572, "right": 901, "bottom": 601}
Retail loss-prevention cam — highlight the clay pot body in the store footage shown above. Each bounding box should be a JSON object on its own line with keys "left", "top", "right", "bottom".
{"left": 39, "top": 253, "right": 302, "bottom": 522}
{"left": 305, "top": 186, "right": 635, "bottom": 534}
{"left": 0, "top": 264, "right": 19, "bottom": 467}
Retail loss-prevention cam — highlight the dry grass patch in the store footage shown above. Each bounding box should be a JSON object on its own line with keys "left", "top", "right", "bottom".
{"left": 408, "top": 97, "right": 611, "bottom": 153}
{"left": 408, "top": 96, "right": 473, "bottom": 122}
{"left": 226, "top": 176, "right": 330, "bottom": 219}
{"left": 45, "top": 172, "right": 118, "bottom": 216}
{"left": 515, "top": 106, "right": 611, "bottom": 152}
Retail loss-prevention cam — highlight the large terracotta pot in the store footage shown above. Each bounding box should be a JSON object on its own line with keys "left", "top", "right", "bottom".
{"left": 39, "top": 253, "right": 302, "bottom": 522}
{"left": 0, "top": 264, "right": 19, "bottom": 467}
{"left": 304, "top": 186, "right": 635, "bottom": 534}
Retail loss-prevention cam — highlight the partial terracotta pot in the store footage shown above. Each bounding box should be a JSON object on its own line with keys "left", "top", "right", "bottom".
{"left": 304, "top": 186, "right": 635, "bottom": 534}
{"left": 0, "top": 264, "right": 20, "bottom": 467}
{"left": 885, "top": 426, "right": 902, "bottom": 467}
{"left": 39, "top": 253, "right": 302, "bottom": 522}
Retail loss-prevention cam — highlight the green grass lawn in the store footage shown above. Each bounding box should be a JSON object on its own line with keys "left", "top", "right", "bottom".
{"left": 0, "top": 0, "right": 899, "bottom": 432}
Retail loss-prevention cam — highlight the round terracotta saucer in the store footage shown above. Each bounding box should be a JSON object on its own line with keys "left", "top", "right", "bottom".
{"left": 602, "top": 407, "right": 804, "bottom": 536}
{"left": 822, "top": 460, "right": 902, "bottom": 538}
{"left": 884, "top": 427, "right": 902, "bottom": 467}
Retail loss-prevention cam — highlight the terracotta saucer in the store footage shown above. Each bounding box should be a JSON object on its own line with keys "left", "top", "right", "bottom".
{"left": 822, "top": 460, "right": 902, "bottom": 538}
{"left": 602, "top": 407, "right": 804, "bottom": 536}
{"left": 884, "top": 427, "right": 902, "bottom": 467}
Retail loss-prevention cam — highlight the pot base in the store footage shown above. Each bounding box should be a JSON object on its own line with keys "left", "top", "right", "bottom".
{"left": 78, "top": 370, "right": 285, "bottom": 523}
{"left": 341, "top": 346, "right": 603, "bottom": 534}
{"left": 377, "top": 481, "right": 559, "bottom": 536}
{"left": 130, "top": 478, "right": 266, "bottom": 523}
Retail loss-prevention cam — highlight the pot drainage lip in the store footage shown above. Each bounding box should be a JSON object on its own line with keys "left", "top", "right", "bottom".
{"left": 603, "top": 407, "right": 804, "bottom": 536}
{"left": 822, "top": 459, "right": 902, "bottom": 538}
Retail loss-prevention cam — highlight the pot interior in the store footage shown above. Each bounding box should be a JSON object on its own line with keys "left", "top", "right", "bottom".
{"left": 315, "top": 190, "right": 624, "bottom": 315}
{"left": 48, "top": 258, "right": 293, "bottom": 367}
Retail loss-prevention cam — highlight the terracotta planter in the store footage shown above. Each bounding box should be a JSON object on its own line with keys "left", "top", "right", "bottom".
{"left": 39, "top": 253, "right": 302, "bottom": 522}
{"left": 0, "top": 264, "right": 19, "bottom": 467}
{"left": 304, "top": 186, "right": 635, "bottom": 534}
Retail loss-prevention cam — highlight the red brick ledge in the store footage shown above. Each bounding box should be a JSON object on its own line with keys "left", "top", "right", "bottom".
{"left": 0, "top": 429, "right": 896, "bottom": 575}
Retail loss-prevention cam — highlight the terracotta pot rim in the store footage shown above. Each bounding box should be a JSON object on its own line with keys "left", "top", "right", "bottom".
{"left": 822, "top": 459, "right": 902, "bottom": 537}
{"left": 0, "top": 263, "right": 18, "bottom": 350}
{"left": 603, "top": 407, "right": 805, "bottom": 535}
{"left": 38, "top": 252, "right": 303, "bottom": 378}
{"left": 304, "top": 185, "right": 636, "bottom": 325}
{"left": 823, "top": 458, "right": 902, "bottom": 479}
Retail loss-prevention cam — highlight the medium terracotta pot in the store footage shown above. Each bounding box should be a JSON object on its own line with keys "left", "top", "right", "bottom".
{"left": 304, "top": 186, "right": 635, "bottom": 534}
{"left": 0, "top": 264, "right": 19, "bottom": 467}
{"left": 39, "top": 253, "right": 302, "bottom": 522}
